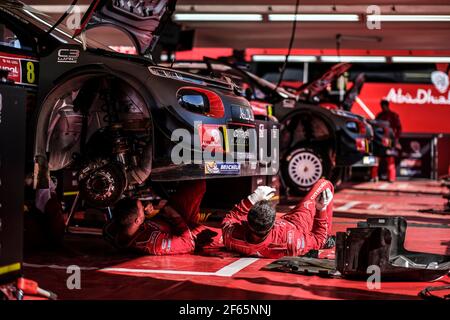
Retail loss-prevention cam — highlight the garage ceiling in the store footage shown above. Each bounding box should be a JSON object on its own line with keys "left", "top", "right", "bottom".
{"left": 21, "top": 0, "right": 450, "bottom": 52}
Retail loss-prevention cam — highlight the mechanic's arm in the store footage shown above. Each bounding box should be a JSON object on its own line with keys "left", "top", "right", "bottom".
{"left": 161, "top": 205, "right": 190, "bottom": 235}
{"left": 143, "top": 206, "right": 195, "bottom": 255}
{"left": 141, "top": 230, "right": 194, "bottom": 255}
{"left": 222, "top": 186, "right": 276, "bottom": 229}
{"left": 222, "top": 198, "right": 253, "bottom": 229}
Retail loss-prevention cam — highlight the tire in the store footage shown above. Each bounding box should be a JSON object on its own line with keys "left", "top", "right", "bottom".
{"left": 281, "top": 147, "right": 332, "bottom": 195}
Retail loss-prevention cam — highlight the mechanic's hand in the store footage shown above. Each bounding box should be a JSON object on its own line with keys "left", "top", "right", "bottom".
{"left": 316, "top": 188, "right": 333, "bottom": 212}
{"left": 248, "top": 186, "right": 276, "bottom": 205}
{"left": 143, "top": 202, "right": 155, "bottom": 218}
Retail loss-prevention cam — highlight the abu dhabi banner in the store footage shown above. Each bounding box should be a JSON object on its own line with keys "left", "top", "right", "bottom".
{"left": 352, "top": 71, "right": 450, "bottom": 134}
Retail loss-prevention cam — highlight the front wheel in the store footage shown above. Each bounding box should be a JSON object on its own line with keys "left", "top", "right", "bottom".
{"left": 281, "top": 147, "right": 332, "bottom": 195}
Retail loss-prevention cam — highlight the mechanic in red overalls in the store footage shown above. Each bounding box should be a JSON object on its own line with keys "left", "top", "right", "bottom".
{"left": 222, "top": 179, "right": 335, "bottom": 259}
{"left": 103, "top": 180, "right": 206, "bottom": 255}
{"left": 371, "top": 99, "right": 402, "bottom": 182}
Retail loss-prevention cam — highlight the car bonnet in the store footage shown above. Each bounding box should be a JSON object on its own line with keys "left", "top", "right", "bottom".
{"left": 75, "top": 0, "right": 176, "bottom": 55}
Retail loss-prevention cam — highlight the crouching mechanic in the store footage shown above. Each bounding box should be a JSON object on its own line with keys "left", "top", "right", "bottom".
{"left": 222, "top": 179, "right": 334, "bottom": 258}
{"left": 103, "top": 180, "right": 206, "bottom": 255}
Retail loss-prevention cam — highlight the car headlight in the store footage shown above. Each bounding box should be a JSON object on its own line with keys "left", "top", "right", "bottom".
{"left": 346, "top": 121, "right": 359, "bottom": 133}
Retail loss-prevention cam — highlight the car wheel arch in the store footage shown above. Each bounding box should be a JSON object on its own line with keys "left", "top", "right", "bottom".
{"left": 34, "top": 68, "right": 157, "bottom": 185}
{"left": 279, "top": 109, "right": 338, "bottom": 155}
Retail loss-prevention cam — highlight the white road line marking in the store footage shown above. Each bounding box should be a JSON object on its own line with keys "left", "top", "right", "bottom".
{"left": 23, "top": 258, "right": 260, "bottom": 278}
{"left": 100, "top": 268, "right": 217, "bottom": 276}
{"left": 215, "top": 258, "right": 259, "bottom": 277}
{"left": 368, "top": 203, "right": 383, "bottom": 210}
{"left": 335, "top": 201, "right": 361, "bottom": 211}
{"left": 23, "top": 263, "right": 97, "bottom": 271}
{"left": 378, "top": 183, "right": 390, "bottom": 190}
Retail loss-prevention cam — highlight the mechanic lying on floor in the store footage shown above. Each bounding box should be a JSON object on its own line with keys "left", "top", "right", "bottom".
{"left": 222, "top": 179, "right": 335, "bottom": 258}
{"left": 103, "top": 180, "right": 207, "bottom": 255}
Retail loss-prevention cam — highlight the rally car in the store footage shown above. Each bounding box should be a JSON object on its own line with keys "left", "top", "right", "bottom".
{"left": 230, "top": 61, "right": 374, "bottom": 194}
{"left": 339, "top": 71, "right": 398, "bottom": 158}
{"left": 169, "top": 59, "right": 280, "bottom": 162}
{"left": 171, "top": 58, "right": 374, "bottom": 194}
{"left": 0, "top": 0, "right": 265, "bottom": 207}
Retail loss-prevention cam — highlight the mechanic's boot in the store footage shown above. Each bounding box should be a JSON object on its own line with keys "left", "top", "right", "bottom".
{"left": 323, "top": 235, "right": 336, "bottom": 249}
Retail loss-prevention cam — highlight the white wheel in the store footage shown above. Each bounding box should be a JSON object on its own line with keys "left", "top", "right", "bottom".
{"left": 287, "top": 149, "right": 323, "bottom": 189}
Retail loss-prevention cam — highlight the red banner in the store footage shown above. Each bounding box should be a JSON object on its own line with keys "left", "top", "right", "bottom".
{"left": 353, "top": 80, "right": 450, "bottom": 134}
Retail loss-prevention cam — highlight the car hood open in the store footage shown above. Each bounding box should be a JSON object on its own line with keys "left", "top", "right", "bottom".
{"left": 342, "top": 72, "right": 365, "bottom": 111}
{"left": 299, "top": 62, "right": 352, "bottom": 100}
{"left": 75, "top": 0, "right": 176, "bottom": 55}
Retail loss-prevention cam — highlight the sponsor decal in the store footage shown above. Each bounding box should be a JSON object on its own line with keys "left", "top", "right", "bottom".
{"left": 385, "top": 73, "right": 450, "bottom": 105}
{"left": 204, "top": 161, "right": 241, "bottom": 175}
{"left": 240, "top": 107, "right": 254, "bottom": 121}
{"left": 282, "top": 99, "right": 296, "bottom": 109}
{"left": 296, "top": 237, "right": 305, "bottom": 251}
{"left": 0, "top": 56, "right": 20, "bottom": 82}
{"left": 287, "top": 230, "right": 294, "bottom": 246}
{"left": 232, "top": 105, "right": 254, "bottom": 121}
{"left": 354, "top": 82, "right": 450, "bottom": 133}
{"left": 310, "top": 180, "right": 329, "bottom": 200}
{"left": 198, "top": 124, "right": 225, "bottom": 153}
{"left": 0, "top": 53, "right": 38, "bottom": 86}
{"left": 431, "top": 71, "right": 449, "bottom": 94}
{"left": 362, "top": 156, "right": 377, "bottom": 165}
{"left": 57, "top": 49, "right": 80, "bottom": 63}
{"left": 385, "top": 87, "right": 450, "bottom": 105}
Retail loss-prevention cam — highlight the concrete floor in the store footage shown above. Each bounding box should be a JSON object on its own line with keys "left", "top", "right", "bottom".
{"left": 23, "top": 180, "right": 450, "bottom": 300}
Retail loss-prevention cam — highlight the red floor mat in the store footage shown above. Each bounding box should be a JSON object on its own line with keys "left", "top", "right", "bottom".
{"left": 22, "top": 180, "right": 450, "bottom": 300}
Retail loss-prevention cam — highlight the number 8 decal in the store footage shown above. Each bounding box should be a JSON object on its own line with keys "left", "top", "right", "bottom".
{"left": 26, "top": 61, "right": 35, "bottom": 84}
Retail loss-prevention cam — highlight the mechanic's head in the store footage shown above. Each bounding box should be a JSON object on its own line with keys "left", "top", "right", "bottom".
{"left": 380, "top": 99, "right": 390, "bottom": 111}
{"left": 113, "top": 198, "right": 149, "bottom": 234}
{"left": 247, "top": 200, "right": 276, "bottom": 238}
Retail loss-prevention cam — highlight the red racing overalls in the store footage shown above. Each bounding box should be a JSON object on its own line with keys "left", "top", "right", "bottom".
{"left": 222, "top": 179, "right": 334, "bottom": 258}
{"left": 103, "top": 180, "right": 206, "bottom": 255}
{"left": 371, "top": 110, "right": 402, "bottom": 182}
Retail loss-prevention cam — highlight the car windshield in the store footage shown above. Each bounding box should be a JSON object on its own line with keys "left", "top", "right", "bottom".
{"left": 12, "top": 3, "right": 116, "bottom": 52}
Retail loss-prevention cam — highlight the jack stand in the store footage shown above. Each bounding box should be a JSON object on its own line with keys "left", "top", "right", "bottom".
{"left": 65, "top": 192, "right": 110, "bottom": 235}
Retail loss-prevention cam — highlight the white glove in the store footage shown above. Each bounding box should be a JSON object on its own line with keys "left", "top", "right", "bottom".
{"left": 248, "top": 186, "right": 276, "bottom": 205}
{"left": 318, "top": 188, "right": 333, "bottom": 211}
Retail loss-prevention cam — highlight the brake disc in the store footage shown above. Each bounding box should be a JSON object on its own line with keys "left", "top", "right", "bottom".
{"left": 78, "top": 160, "right": 127, "bottom": 208}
